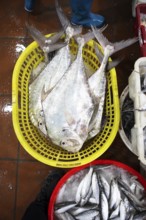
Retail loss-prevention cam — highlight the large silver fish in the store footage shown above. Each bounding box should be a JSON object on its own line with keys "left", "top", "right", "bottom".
{"left": 42, "top": 32, "right": 95, "bottom": 152}
{"left": 87, "top": 26, "right": 138, "bottom": 139}
{"left": 29, "top": 0, "right": 82, "bottom": 136}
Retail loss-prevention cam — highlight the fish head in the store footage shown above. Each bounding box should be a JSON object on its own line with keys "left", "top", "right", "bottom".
{"left": 58, "top": 128, "right": 84, "bottom": 153}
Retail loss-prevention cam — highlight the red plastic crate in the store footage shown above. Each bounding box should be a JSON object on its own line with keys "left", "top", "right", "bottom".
{"left": 136, "top": 4, "right": 146, "bottom": 56}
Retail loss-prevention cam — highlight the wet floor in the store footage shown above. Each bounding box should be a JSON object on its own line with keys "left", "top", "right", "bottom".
{"left": 0, "top": 0, "right": 143, "bottom": 219}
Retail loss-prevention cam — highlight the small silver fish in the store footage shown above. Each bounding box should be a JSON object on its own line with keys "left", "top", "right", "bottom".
{"left": 75, "top": 209, "right": 99, "bottom": 220}
{"left": 100, "top": 191, "right": 109, "bottom": 220}
{"left": 98, "top": 174, "right": 110, "bottom": 199}
{"left": 91, "top": 172, "right": 100, "bottom": 204}
{"left": 69, "top": 204, "right": 98, "bottom": 216}
{"left": 119, "top": 200, "right": 127, "bottom": 220}
{"left": 109, "top": 178, "right": 121, "bottom": 210}
{"left": 55, "top": 201, "right": 77, "bottom": 214}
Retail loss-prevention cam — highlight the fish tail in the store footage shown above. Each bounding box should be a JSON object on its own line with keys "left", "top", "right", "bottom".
{"left": 55, "top": 0, "right": 71, "bottom": 31}
{"left": 26, "top": 22, "right": 46, "bottom": 46}
{"left": 55, "top": 0, "right": 82, "bottom": 38}
{"left": 26, "top": 22, "right": 65, "bottom": 50}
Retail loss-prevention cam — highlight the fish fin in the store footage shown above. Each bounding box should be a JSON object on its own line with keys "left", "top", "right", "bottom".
{"left": 94, "top": 42, "right": 104, "bottom": 63}
{"left": 106, "top": 57, "right": 123, "bottom": 72}
{"left": 75, "top": 31, "right": 95, "bottom": 45}
{"left": 91, "top": 25, "right": 112, "bottom": 49}
{"left": 112, "top": 37, "right": 138, "bottom": 54}
{"left": 92, "top": 25, "right": 138, "bottom": 54}
{"left": 26, "top": 22, "right": 47, "bottom": 48}
{"left": 55, "top": 0, "right": 82, "bottom": 38}
{"left": 55, "top": 0, "right": 71, "bottom": 31}
{"left": 47, "top": 30, "right": 65, "bottom": 44}
{"left": 72, "top": 26, "right": 82, "bottom": 37}
{"left": 26, "top": 22, "right": 64, "bottom": 45}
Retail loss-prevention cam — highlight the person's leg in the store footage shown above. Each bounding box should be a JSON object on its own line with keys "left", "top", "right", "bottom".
{"left": 22, "top": 169, "right": 65, "bottom": 220}
{"left": 24, "top": 0, "right": 36, "bottom": 12}
{"left": 70, "top": 0, "right": 105, "bottom": 28}
{"left": 22, "top": 202, "right": 47, "bottom": 220}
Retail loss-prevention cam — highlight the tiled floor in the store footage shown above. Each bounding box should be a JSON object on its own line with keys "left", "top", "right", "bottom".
{"left": 0, "top": 0, "right": 144, "bottom": 219}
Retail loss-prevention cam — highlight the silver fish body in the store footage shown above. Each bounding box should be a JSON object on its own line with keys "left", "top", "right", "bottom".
{"left": 91, "top": 172, "right": 100, "bottom": 204}
{"left": 100, "top": 191, "right": 109, "bottom": 220}
{"left": 29, "top": 43, "right": 71, "bottom": 136}
{"left": 42, "top": 34, "right": 94, "bottom": 152}
{"left": 75, "top": 209, "right": 99, "bottom": 220}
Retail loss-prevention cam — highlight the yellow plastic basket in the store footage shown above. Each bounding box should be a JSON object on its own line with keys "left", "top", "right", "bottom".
{"left": 12, "top": 35, "right": 120, "bottom": 168}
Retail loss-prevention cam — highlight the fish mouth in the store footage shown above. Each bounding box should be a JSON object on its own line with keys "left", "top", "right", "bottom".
{"left": 60, "top": 138, "right": 83, "bottom": 153}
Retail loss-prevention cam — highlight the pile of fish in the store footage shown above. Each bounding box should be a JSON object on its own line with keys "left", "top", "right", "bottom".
{"left": 28, "top": 0, "right": 138, "bottom": 153}
{"left": 54, "top": 165, "right": 146, "bottom": 220}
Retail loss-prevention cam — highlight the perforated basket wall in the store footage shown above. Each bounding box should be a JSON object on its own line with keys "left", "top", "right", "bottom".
{"left": 12, "top": 35, "right": 120, "bottom": 168}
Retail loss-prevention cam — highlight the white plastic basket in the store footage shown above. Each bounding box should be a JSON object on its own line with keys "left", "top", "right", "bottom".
{"left": 119, "top": 85, "right": 135, "bottom": 153}
{"left": 128, "top": 57, "right": 146, "bottom": 165}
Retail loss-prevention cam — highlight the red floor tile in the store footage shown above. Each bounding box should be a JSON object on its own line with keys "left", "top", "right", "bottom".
{"left": 15, "top": 161, "right": 54, "bottom": 220}
{"left": 0, "top": 0, "right": 28, "bottom": 37}
{"left": 19, "top": 144, "right": 36, "bottom": 161}
{"left": 0, "top": 38, "right": 26, "bottom": 94}
{"left": 0, "top": 95, "right": 18, "bottom": 159}
{"left": 0, "top": 160, "right": 17, "bottom": 220}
